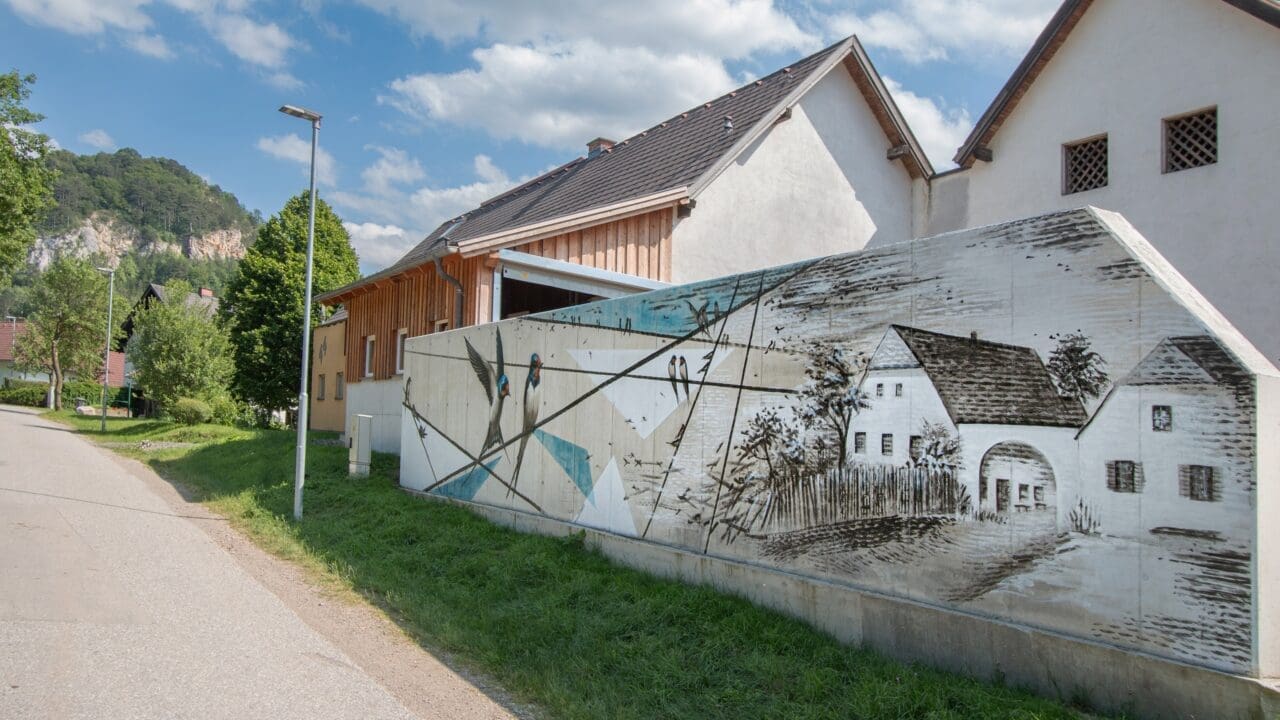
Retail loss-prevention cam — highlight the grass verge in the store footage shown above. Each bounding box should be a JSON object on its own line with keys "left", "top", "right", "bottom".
{"left": 51, "top": 410, "right": 1106, "bottom": 720}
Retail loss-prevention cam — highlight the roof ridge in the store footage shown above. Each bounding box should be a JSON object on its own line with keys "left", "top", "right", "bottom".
{"left": 890, "top": 323, "right": 1039, "bottom": 355}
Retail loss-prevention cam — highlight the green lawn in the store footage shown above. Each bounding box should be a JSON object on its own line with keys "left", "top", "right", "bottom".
{"left": 50, "top": 410, "right": 1107, "bottom": 720}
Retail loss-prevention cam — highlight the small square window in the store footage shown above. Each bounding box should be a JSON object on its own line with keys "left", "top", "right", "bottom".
{"left": 434, "top": 319, "right": 451, "bottom": 333}
{"left": 1164, "top": 107, "right": 1217, "bottom": 173}
{"left": 1034, "top": 486, "right": 1044, "bottom": 503}
{"left": 1108, "top": 460, "right": 1142, "bottom": 493}
{"left": 881, "top": 433, "right": 893, "bottom": 456}
{"left": 335, "top": 372, "right": 345, "bottom": 400}
{"left": 875, "top": 383, "right": 884, "bottom": 398}
{"left": 1152, "top": 405, "right": 1172, "bottom": 432}
{"left": 909, "top": 435, "right": 922, "bottom": 461}
{"left": 894, "top": 383, "right": 903, "bottom": 397}
{"left": 854, "top": 432, "right": 866, "bottom": 454}
{"left": 1063, "top": 135, "right": 1108, "bottom": 195}
{"left": 1181, "top": 465, "right": 1219, "bottom": 502}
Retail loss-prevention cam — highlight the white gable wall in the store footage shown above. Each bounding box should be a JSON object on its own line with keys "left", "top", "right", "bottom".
{"left": 927, "top": 0, "right": 1280, "bottom": 361}
{"left": 671, "top": 64, "right": 919, "bottom": 284}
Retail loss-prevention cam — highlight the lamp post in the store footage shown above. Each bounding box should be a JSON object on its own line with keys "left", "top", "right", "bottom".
{"left": 95, "top": 266, "right": 115, "bottom": 432}
{"left": 279, "top": 103, "right": 322, "bottom": 521}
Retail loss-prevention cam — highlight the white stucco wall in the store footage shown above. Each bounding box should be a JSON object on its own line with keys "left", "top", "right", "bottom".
{"left": 671, "top": 64, "right": 919, "bottom": 284}
{"left": 927, "top": 0, "right": 1280, "bottom": 361}
{"left": 847, "top": 367, "right": 952, "bottom": 465}
{"left": 344, "top": 377, "right": 403, "bottom": 454}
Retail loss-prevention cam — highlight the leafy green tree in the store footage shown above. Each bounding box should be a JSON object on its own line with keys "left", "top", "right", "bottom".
{"left": 222, "top": 192, "right": 358, "bottom": 416}
{"left": 13, "top": 257, "right": 115, "bottom": 408}
{"left": 0, "top": 71, "right": 57, "bottom": 286}
{"left": 127, "top": 280, "right": 233, "bottom": 413}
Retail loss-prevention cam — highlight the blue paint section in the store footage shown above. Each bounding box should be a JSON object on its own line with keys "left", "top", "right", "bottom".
{"left": 533, "top": 428, "right": 594, "bottom": 499}
{"left": 433, "top": 458, "right": 500, "bottom": 501}
{"left": 538, "top": 261, "right": 812, "bottom": 337}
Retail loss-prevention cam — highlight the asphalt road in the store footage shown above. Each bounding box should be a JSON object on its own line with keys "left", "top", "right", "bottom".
{"left": 0, "top": 406, "right": 512, "bottom": 720}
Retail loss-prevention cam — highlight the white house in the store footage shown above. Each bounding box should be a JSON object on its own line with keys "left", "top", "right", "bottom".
{"left": 926, "top": 0, "right": 1280, "bottom": 362}
{"left": 848, "top": 325, "right": 1087, "bottom": 523}
{"left": 1075, "top": 335, "right": 1254, "bottom": 541}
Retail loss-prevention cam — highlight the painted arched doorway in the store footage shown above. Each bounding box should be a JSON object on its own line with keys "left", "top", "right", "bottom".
{"left": 978, "top": 442, "right": 1056, "bottom": 519}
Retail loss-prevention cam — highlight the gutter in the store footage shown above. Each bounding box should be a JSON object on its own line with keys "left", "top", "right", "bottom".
{"left": 433, "top": 255, "right": 464, "bottom": 329}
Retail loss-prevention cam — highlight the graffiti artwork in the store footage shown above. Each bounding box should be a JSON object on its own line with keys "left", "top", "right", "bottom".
{"left": 401, "top": 208, "right": 1264, "bottom": 675}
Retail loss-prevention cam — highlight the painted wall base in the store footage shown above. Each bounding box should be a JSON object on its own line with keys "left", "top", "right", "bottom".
{"left": 407, "top": 488, "right": 1280, "bottom": 720}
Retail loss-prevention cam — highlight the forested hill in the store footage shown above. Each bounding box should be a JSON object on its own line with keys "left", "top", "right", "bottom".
{"left": 39, "top": 148, "right": 260, "bottom": 240}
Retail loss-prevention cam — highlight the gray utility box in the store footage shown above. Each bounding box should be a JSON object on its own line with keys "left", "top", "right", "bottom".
{"left": 348, "top": 413, "right": 372, "bottom": 477}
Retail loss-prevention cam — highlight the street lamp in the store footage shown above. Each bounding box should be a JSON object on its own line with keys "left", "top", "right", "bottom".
{"left": 279, "top": 103, "right": 322, "bottom": 521}
{"left": 96, "top": 266, "right": 115, "bottom": 432}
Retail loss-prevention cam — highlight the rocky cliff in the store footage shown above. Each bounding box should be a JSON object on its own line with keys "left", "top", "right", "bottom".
{"left": 28, "top": 211, "right": 246, "bottom": 269}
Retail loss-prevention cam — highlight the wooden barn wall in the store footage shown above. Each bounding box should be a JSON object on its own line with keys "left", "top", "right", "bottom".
{"left": 342, "top": 207, "right": 674, "bottom": 383}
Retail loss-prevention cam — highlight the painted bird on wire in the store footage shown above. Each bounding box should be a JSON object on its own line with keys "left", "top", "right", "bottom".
{"left": 668, "top": 355, "right": 679, "bottom": 400}
{"left": 678, "top": 356, "right": 690, "bottom": 398}
{"left": 510, "top": 352, "right": 543, "bottom": 496}
{"left": 464, "top": 329, "right": 510, "bottom": 463}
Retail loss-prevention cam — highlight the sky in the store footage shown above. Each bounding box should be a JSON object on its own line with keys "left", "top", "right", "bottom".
{"left": 2, "top": 0, "right": 1063, "bottom": 274}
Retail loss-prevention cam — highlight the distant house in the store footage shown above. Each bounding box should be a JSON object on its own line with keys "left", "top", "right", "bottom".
{"left": 309, "top": 309, "right": 347, "bottom": 433}
{"left": 1075, "top": 335, "right": 1253, "bottom": 540}
{"left": 119, "top": 283, "right": 219, "bottom": 350}
{"left": 0, "top": 319, "right": 47, "bottom": 383}
{"left": 849, "top": 325, "right": 1087, "bottom": 520}
{"left": 319, "top": 35, "right": 933, "bottom": 452}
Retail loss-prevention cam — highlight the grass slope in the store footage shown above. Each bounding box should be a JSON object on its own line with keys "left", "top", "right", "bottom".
{"left": 51, "top": 411, "right": 1106, "bottom": 720}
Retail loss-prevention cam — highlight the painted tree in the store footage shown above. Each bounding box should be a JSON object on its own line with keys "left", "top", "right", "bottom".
{"left": 0, "top": 71, "right": 56, "bottom": 287}
{"left": 737, "top": 407, "right": 804, "bottom": 480}
{"left": 1047, "top": 332, "right": 1109, "bottom": 403}
{"left": 796, "top": 343, "right": 869, "bottom": 467}
{"left": 127, "top": 280, "right": 234, "bottom": 413}
{"left": 914, "top": 419, "right": 962, "bottom": 471}
{"left": 221, "top": 192, "right": 358, "bottom": 417}
{"left": 13, "top": 257, "right": 115, "bottom": 408}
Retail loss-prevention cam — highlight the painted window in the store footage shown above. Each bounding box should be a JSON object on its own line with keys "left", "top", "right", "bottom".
{"left": 881, "top": 433, "right": 893, "bottom": 456}
{"left": 854, "top": 432, "right": 866, "bottom": 454}
{"left": 875, "top": 383, "right": 884, "bottom": 398}
{"left": 396, "top": 329, "right": 408, "bottom": 375}
{"left": 909, "top": 435, "right": 922, "bottom": 461}
{"left": 1107, "top": 460, "right": 1143, "bottom": 493}
{"left": 1164, "top": 107, "right": 1217, "bottom": 174}
{"left": 1063, "top": 135, "right": 1108, "bottom": 195}
{"left": 364, "top": 336, "right": 375, "bottom": 378}
{"left": 1152, "top": 405, "right": 1172, "bottom": 432}
{"left": 894, "top": 383, "right": 903, "bottom": 397}
{"left": 1180, "top": 465, "right": 1219, "bottom": 502}
{"left": 335, "top": 372, "right": 344, "bottom": 400}
{"left": 996, "top": 479, "right": 1010, "bottom": 513}
{"left": 317, "top": 374, "right": 325, "bottom": 401}
{"left": 979, "top": 478, "right": 988, "bottom": 502}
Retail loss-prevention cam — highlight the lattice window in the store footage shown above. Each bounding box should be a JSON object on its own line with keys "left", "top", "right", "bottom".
{"left": 1063, "top": 135, "right": 1108, "bottom": 194}
{"left": 1164, "top": 107, "right": 1217, "bottom": 173}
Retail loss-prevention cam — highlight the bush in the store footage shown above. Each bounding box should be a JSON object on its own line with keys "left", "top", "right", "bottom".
{"left": 170, "top": 397, "right": 212, "bottom": 425}
{"left": 0, "top": 382, "right": 49, "bottom": 406}
{"left": 206, "top": 393, "right": 251, "bottom": 427}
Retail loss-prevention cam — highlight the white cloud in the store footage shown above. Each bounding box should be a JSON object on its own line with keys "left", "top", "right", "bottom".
{"left": 385, "top": 40, "right": 738, "bottom": 150}
{"left": 882, "top": 77, "right": 972, "bottom": 170}
{"left": 360, "top": 145, "right": 425, "bottom": 198}
{"left": 124, "top": 32, "right": 173, "bottom": 58}
{"left": 3, "top": 0, "right": 151, "bottom": 35}
{"left": 827, "top": 0, "right": 1059, "bottom": 64}
{"left": 342, "top": 221, "right": 412, "bottom": 269}
{"left": 263, "top": 71, "right": 304, "bottom": 90}
{"left": 256, "top": 133, "right": 336, "bottom": 186}
{"left": 78, "top": 128, "right": 117, "bottom": 150}
{"left": 355, "top": 0, "right": 813, "bottom": 58}
{"left": 205, "top": 13, "right": 295, "bottom": 68}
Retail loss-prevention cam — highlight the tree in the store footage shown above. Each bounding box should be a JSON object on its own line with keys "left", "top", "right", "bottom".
{"left": 1047, "top": 332, "right": 1109, "bottom": 403}
{"left": 796, "top": 343, "right": 870, "bottom": 467}
{"left": 0, "top": 71, "right": 57, "bottom": 286}
{"left": 222, "top": 192, "right": 358, "bottom": 416}
{"left": 127, "top": 280, "right": 233, "bottom": 413}
{"left": 14, "top": 257, "right": 114, "bottom": 408}
{"left": 914, "top": 419, "right": 962, "bottom": 471}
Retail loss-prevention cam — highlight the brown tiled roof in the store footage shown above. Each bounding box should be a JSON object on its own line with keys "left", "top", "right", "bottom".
{"left": 1124, "top": 335, "right": 1250, "bottom": 387}
{"left": 892, "top": 325, "right": 1088, "bottom": 427}
{"left": 0, "top": 319, "right": 26, "bottom": 362}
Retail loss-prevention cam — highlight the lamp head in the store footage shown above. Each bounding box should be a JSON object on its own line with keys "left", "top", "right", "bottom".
{"left": 279, "top": 104, "right": 322, "bottom": 124}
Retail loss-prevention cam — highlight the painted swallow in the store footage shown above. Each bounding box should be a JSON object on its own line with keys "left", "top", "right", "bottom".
{"left": 678, "top": 356, "right": 690, "bottom": 398}
{"left": 686, "top": 299, "right": 710, "bottom": 337}
{"left": 464, "top": 329, "right": 510, "bottom": 461}
{"left": 510, "top": 352, "right": 542, "bottom": 496}
{"left": 667, "top": 355, "right": 679, "bottom": 399}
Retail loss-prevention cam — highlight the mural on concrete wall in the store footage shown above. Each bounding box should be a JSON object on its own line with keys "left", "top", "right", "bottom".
{"left": 401, "top": 209, "right": 1260, "bottom": 675}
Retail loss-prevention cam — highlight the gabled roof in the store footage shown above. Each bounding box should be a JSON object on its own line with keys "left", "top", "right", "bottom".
{"left": 954, "top": 0, "right": 1280, "bottom": 167}
{"left": 141, "top": 283, "right": 219, "bottom": 314}
{"left": 320, "top": 35, "right": 931, "bottom": 304}
{"left": 0, "top": 319, "right": 26, "bottom": 363}
{"left": 880, "top": 325, "right": 1088, "bottom": 428}
{"left": 1122, "top": 335, "right": 1250, "bottom": 387}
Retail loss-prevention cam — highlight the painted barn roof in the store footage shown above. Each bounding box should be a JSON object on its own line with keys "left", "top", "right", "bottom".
{"left": 320, "top": 35, "right": 931, "bottom": 303}
{"left": 954, "top": 0, "right": 1280, "bottom": 166}
{"left": 884, "top": 325, "right": 1088, "bottom": 428}
{"left": 1122, "top": 335, "right": 1250, "bottom": 387}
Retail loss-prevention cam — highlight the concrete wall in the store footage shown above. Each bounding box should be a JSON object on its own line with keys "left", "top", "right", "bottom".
{"left": 671, "top": 65, "right": 918, "bottom": 284}
{"left": 925, "top": 0, "right": 1280, "bottom": 363}
{"left": 401, "top": 208, "right": 1277, "bottom": 702}
{"left": 309, "top": 319, "right": 347, "bottom": 433}
{"left": 345, "top": 377, "right": 402, "bottom": 454}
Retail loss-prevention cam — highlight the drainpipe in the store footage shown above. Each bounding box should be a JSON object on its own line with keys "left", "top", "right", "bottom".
{"left": 433, "top": 255, "right": 464, "bottom": 329}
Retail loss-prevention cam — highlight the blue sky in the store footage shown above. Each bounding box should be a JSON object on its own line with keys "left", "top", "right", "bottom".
{"left": 2, "top": 0, "right": 1061, "bottom": 273}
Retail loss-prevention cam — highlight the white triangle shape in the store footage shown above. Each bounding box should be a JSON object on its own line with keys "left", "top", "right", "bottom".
{"left": 574, "top": 458, "right": 637, "bottom": 537}
{"left": 400, "top": 414, "right": 473, "bottom": 493}
{"left": 567, "top": 347, "right": 731, "bottom": 439}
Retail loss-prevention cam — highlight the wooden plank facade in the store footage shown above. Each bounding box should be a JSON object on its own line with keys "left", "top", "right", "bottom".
{"left": 338, "top": 207, "right": 673, "bottom": 384}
